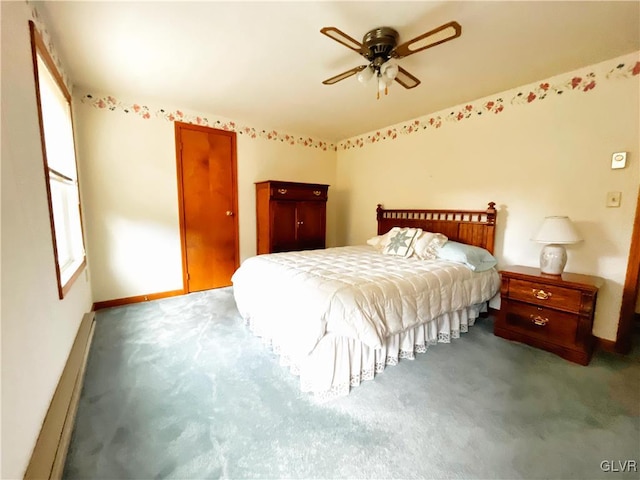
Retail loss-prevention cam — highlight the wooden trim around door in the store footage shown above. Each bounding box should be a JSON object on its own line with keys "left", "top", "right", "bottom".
{"left": 617, "top": 189, "right": 640, "bottom": 354}
{"left": 175, "top": 122, "right": 189, "bottom": 293}
{"left": 174, "top": 122, "right": 239, "bottom": 293}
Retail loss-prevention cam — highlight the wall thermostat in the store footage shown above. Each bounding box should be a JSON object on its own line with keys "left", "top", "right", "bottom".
{"left": 611, "top": 152, "right": 627, "bottom": 169}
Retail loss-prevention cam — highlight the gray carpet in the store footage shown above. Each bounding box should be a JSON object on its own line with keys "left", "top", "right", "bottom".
{"left": 64, "top": 288, "right": 640, "bottom": 479}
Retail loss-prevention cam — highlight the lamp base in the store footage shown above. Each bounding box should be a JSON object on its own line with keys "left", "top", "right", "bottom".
{"left": 540, "top": 244, "right": 567, "bottom": 275}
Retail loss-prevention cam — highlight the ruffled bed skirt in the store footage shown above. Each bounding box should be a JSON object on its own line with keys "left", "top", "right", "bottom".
{"left": 247, "top": 303, "right": 486, "bottom": 402}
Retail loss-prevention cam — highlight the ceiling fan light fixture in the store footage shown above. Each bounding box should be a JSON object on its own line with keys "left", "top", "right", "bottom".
{"left": 380, "top": 72, "right": 393, "bottom": 87}
{"left": 382, "top": 61, "right": 399, "bottom": 80}
{"left": 378, "top": 74, "right": 391, "bottom": 90}
{"left": 377, "top": 74, "right": 390, "bottom": 99}
{"left": 357, "top": 66, "right": 374, "bottom": 84}
{"left": 356, "top": 63, "right": 395, "bottom": 99}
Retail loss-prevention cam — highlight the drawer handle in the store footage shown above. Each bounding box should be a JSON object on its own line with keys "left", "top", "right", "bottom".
{"left": 532, "top": 289, "right": 552, "bottom": 300}
{"left": 313, "top": 190, "right": 322, "bottom": 196}
{"left": 529, "top": 314, "right": 549, "bottom": 326}
{"left": 277, "top": 188, "right": 287, "bottom": 195}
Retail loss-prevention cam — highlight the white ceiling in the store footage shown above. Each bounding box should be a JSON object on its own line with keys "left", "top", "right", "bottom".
{"left": 36, "top": 1, "right": 640, "bottom": 142}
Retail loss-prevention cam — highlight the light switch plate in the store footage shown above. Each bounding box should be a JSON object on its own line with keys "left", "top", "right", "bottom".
{"left": 611, "top": 152, "right": 627, "bottom": 169}
{"left": 606, "top": 191, "right": 621, "bottom": 207}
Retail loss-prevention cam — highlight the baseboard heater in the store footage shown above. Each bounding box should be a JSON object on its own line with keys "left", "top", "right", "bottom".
{"left": 24, "top": 312, "right": 96, "bottom": 479}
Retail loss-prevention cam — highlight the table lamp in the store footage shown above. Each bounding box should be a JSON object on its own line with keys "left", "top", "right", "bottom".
{"left": 531, "top": 216, "right": 583, "bottom": 275}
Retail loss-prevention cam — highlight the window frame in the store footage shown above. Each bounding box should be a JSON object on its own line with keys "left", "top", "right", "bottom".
{"left": 29, "top": 21, "right": 87, "bottom": 299}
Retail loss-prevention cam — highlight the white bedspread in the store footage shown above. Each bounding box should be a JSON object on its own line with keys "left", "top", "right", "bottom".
{"left": 232, "top": 246, "right": 500, "bottom": 362}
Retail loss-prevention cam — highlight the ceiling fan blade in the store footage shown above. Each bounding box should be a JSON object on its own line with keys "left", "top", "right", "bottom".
{"left": 320, "top": 27, "right": 365, "bottom": 54}
{"left": 394, "top": 66, "right": 421, "bottom": 89}
{"left": 322, "top": 65, "right": 367, "bottom": 85}
{"left": 392, "top": 21, "right": 462, "bottom": 59}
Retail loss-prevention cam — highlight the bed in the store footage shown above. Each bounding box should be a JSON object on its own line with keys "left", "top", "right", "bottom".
{"left": 232, "top": 203, "right": 500, "bottom": 401}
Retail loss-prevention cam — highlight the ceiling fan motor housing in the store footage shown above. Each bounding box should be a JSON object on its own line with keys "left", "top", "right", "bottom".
{"left": 362, "top": 27, "right": 399, "bottom": 62}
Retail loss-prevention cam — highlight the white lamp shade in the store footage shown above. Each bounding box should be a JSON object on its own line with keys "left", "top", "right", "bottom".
{"left": 531, "top": 216, "right": 582, "bottom": 244}
{"left": 357, "top": 66, "right": 374, "bottom": 84}
{"left": 382, "top": 61, "right": 399, "bottom": 80}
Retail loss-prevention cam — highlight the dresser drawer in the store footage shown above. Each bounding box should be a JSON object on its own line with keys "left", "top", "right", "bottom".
{"left": 508, "top": 278, "right": 582, "bottom": 313}
{"left": 270, "top": 186, "right": 328, "bottom": 201}
{"left": 503, "top": 300, "right": 579, "bottom": 347}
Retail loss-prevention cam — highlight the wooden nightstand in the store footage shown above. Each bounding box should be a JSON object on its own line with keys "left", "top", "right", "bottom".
{"left": 494, "top": 266, "right": 604, "bottom": 365}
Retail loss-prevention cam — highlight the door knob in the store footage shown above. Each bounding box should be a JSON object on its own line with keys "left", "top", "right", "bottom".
{"left": 226, "top": 211, "right": 234, "bottom": 216}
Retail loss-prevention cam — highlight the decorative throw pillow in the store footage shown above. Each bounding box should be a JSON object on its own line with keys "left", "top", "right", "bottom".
{"left": 383, "top": 228, "right": 422, "bottom": 257}
{"left": 413, "top": 232, "right": 449, "bottom": 260}
{"left": 435, "top": 241, "right": 497, "bottom": 271}
{"left": 366, "top": 227, "right": 401, "bottom": 251}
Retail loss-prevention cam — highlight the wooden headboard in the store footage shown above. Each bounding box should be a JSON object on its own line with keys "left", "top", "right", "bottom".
{"left": 376, "top": 202, "right": 497, "bottom": 254}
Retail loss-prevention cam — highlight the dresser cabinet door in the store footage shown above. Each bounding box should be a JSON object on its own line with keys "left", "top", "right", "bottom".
{"left": 297, "top": 201, "right": 326, "bottom": 250}
{"left": 271, "top": 201, "right": 297, "bottom": 253}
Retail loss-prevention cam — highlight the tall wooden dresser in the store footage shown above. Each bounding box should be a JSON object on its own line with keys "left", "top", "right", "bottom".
{"left": 255, "top": 180, "right": 329, "bottom": 254}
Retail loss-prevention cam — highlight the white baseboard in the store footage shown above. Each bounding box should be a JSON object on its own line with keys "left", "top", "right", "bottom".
{"left": 25, "top": 312, "right": 95, "bottom": 480}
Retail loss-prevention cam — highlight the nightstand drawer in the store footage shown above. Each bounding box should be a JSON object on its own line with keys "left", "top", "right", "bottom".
{"left": 503, "top": 301, "right": 579, "bottom": 347}
{"left": 509, "top": 278, "right": 582, "bottom": 313}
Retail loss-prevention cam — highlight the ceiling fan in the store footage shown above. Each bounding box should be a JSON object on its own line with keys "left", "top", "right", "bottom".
{"left": 320, "top": 21, "right": 462, "bottom": 99}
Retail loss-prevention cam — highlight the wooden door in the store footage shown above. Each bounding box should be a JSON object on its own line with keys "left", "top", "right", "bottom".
{"left": 297, "top": 201, "right": 326, "bottom": 250}
{"left": 271, "top": 201, "right": 297, "bottom": 253}
{"left": 175, "top": 122, "right": 239, "bottom": 292}
{"left": 617, "top": 189, "right": 640, "bottom": 353}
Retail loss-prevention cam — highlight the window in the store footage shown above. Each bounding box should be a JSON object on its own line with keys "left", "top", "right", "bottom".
{"left": 30, "top": 21, "right": 86, "bottom": 299}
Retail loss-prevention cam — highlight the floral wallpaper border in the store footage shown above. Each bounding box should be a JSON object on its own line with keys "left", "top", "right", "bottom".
{"left": 80, "top": 55, "right": 638, "bottom": 152}
{"left": 79, "top": 95, "right": 337, "bottom": 151}
{"left": 28, "top": 2, "right": 72, "bottom": 91}
{"left": 337, "top": 58, "right": 639, "bottom": 150}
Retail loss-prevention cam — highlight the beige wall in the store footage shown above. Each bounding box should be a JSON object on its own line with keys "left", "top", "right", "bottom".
{"left": 1, "top": 2, "right": 93, "bottom": 478}
{"left": 1, "top": 2, "right": 635, "bottom": 477}
{"left": 336, "top": 52, "right": 639, "bottom": 341}
{"left": 73, "top": 97, "right": 337, "bottom": 302}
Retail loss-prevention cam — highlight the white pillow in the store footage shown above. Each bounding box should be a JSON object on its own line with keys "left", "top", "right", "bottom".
{"left": 414, "top": 232, "right": 449, "bottom": 260}
{"left": 383, "top": 227, "right": 422, "bottom": 257}
{"left": 435, "top": 241, "right": 497, "bottom": 271}
{"left": 366, "top": 227, "right": 401, "bottom": 251}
